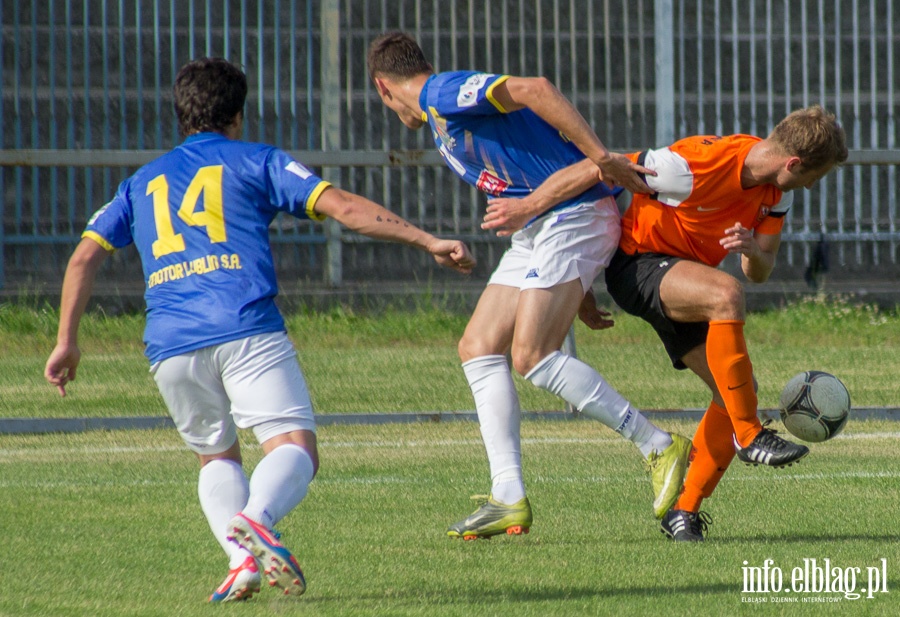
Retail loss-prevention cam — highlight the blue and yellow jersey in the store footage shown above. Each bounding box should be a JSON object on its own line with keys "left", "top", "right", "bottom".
{"left": 420, "top": 71, "right": 613, "bottom": 215}
{"left": 84, "top": 132, "right": 330, "bottom": 363}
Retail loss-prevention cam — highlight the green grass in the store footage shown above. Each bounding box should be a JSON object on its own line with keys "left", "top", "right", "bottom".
{"left": 1, "top": 419, "right": 897, "bottom": 616}
{"left": 2, "top": 296, "right": 899, "bottom": 418}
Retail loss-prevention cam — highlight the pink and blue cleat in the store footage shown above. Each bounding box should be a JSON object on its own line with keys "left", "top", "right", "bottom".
{"left": 226, "top": 513, "right": 307, "bottom": 597}
{"left": 209, "top": 555, "right": 261, "bottom": 603}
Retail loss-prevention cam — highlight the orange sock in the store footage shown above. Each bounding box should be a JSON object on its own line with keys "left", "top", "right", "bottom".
{"left": 706, "top": 320, "right": 761, "bottom": 447}
{"left": 675, "top": 401, "right": 736, "bottom": 512}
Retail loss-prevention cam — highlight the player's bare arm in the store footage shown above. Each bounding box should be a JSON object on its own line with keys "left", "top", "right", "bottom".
{"left": 45, "top": 237, "right": 110, "bottom": 396}
{"left": 313, "top": 186, "right": 475, "bottom": 273}
{"left": 482, "top": 159, "right": 600, "bottom": 236}
{"left": 720, "top": 223, "right": 780, "bottom": 283}
{"left": 491, "top": 77, "right": 654, "bottom": 194}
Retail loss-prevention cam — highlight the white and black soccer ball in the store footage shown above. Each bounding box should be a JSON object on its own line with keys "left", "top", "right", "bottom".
{"left": 778, "top": 370, "right": 851, "bottom": 443}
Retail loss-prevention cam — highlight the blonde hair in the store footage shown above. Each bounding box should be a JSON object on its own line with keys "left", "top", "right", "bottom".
{"left": 769, "top": 105, "right": 848, "bottom": 170}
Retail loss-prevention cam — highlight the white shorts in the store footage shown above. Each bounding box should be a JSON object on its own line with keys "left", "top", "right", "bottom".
{"left": 150, "top": 331, "right": 316, "bottom": 455}
{"left": 488, "top": 196, "right": 621, "bottom": 293}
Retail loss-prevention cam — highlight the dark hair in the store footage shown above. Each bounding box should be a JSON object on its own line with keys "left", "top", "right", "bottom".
{"left": 366, "top": 31, "right": 433, "bottom": 80}
{"left": 173, "top": 57, "right": 247, "bottom": 137}
{"left": 769, "top": 105, "right": 849, "bottom": 170}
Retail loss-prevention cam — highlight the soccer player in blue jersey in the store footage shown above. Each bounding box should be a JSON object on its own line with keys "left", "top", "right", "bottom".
{"left": 44, "top": 57, "right": 475, "bottom": 602}
{"left": 367, "top": 32, "right": 692, "bottom": 539}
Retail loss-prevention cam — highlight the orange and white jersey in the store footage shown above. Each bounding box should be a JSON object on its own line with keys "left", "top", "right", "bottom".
{"left": 620, "top": 134, "right": 793, "bottom": 267}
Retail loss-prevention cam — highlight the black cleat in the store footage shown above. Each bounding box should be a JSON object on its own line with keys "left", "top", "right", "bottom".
{"left": 660, "top": 509, "right": 712, "bottom": 542}
{"left": 734, "top": 421, "right": 809, "bottom": 468}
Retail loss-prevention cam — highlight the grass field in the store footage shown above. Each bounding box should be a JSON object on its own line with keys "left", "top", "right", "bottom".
{"left": 1, "top": 419, "right": 898, "bottom": 617}
{"left": 1, "top": 297, "right": 898, "bottom": 615}
{"left": 2, "top": 295, "right": 899, "bottom": 418}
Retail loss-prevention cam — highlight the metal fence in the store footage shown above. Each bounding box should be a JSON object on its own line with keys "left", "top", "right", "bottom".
{"left": 1, "top": 0, "right": 898, "bottom": 291}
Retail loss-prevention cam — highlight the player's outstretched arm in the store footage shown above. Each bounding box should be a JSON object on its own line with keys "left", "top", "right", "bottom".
{"left": 313, "top": 186, "right": 475, "bottom": 274}
{"left": 45, "top": 238, "right": 110, "bottom": 396}
{"left": 492, "top": 76, "right": 654, "bottom": 193}
{"left": 482, "top": 159, "right": 600, "bottom": 236}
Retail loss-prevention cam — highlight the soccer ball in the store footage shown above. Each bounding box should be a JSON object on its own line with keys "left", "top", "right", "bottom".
{"left": 778, "top": 371, "right": 851, "bottom": 442}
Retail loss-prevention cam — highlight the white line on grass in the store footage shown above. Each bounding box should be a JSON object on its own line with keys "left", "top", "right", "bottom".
{"left": 0, "top": 430, "right": 898, "bottom": 461}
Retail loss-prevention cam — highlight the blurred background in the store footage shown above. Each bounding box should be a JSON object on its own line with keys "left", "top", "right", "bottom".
{"left": 1, "top": 0, "right": 898, "bottom": 309}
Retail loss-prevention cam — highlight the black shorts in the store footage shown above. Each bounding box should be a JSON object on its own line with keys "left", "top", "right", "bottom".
{"left": 604, "top": 248, "right": 709, "bottom": 370}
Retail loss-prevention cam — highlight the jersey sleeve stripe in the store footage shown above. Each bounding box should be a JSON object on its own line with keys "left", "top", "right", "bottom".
{"left": 636, "top": 150, "right": 659, "bottom": 201}
{"left": 81, "top": 230, "right": 116, "bottom": 252}
{"left": 305, "top": 181, "right": 332, "bottom": 221}
{"left": 485, "top": 75, "right": 511, "bottom": 113}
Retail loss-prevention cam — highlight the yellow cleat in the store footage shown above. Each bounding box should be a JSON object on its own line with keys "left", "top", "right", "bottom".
{"left": 646, "top": 434, "right": 693, "bottom": 519}
{"left": 447, "top": 495, "right": 533, "bottom": 540}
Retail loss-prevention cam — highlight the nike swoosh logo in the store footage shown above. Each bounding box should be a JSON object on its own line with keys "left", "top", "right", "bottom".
{"left": 653, "top": 462, "right": 678, "bottom": 511}
{"left": 727, "top": 381, "right": 748, "bottom": 390}
{"left": 696, "top": 206, "right": 720, "bottom": 212}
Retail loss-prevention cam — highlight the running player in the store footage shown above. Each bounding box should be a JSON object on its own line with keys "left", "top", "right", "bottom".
{"left": 496, "top": 105, "right": 848, "bottom": 542}
{"left": 367, "top": 31, "right": 693, "bottom": 539}
{"left": 44, "top": 57, "right": 475, "bottom": 601}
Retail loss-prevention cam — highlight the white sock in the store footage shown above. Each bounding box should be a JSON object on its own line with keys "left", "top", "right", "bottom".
{"left": 463, "top": 355, "right": 526, "bottom": 505}
{"left": 198, "top": 458, "right": 253, "bottom": 568}
{"left": 525, "top": 351, "right": 672, "bottom": 458}
{"left": 243, "top": 444, "right": 315, "bottom": 530}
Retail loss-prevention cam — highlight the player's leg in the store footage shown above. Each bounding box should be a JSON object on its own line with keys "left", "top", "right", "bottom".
{"left": 219, "top": 332, "right": 317, "bottom": 596}
{"left": 449, "top": 283, "right": 531, "bottom": 539}
{"left": 661, "top": 346, "right": 731, "bottom": 541}
{"left": 657, "top": 260, "right": 762, "bottom": 444}
{"left": 659, "top": 262, "right": 808, "bottom": 466}
{"left": 151, "top": 350, "right": 260, "bottom": 602}
{"left": 512, "top": 199, "right": 691, "bottom": 518}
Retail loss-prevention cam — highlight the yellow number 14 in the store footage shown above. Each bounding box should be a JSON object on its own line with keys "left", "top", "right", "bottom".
{"left": 147, "top": 165, "right": 227, "bottom": 259}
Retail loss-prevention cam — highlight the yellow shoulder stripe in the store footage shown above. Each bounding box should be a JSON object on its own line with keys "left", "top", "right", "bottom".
{"left": 81, "top": 230, "right": 115, "bottom": 253}
{"left": 305, "top": 181, "right": 332, "bottom": 221}
{"left": 485, "top": 75, "right": 511, "bottom": 113}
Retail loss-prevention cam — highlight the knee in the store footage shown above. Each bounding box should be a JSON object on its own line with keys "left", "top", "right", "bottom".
{"left": 708, "top": 277, "right": 746, "bottom": 320}
{"left": 510, "top": 344, "right": 544, "bottom": 378}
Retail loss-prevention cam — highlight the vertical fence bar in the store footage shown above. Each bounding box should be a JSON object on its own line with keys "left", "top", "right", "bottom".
{"left": 84, "top": 1, "right": 94, "bottom": 217}
{"left": 654, "top": 0, "right": 675, "bottom": 146}
{"left": 136, "top": 0, "right": 145, "bottom": 149}
{"left": 49, "top": 0, "right": 59, "bottom": 236}
{"left": 153, "top": 1, "right": 162, "bottom": 147}
{"left": 321, "top": 0, "right": 342, "bottom": 285}
{"left": 748, "top": 0, "right": 757, "bottom": 136}
{"left": 731, "top": 0, "right": 739, "bottom": 133}
{"left": 851, "top": 0, "right": 862, "bottom": 264}
{"left": 603, "top": 0, "right": 612, "bottom": 140}
{"left": 817, "top": 0, "right": 827, "bottom": 238}
{"left": 887, "top": 1, "right": 897, "bottom": 263}
{"left": 834, "top": 0, "right": 845, "bottom": 264}
{"left": 782, "top": 0, "right": 794, "bottom": 265}
{"left": 65, "top": 0, "right": 76, "bottom": 236}
{"left": 765, "top": 0, "right": 773, "bottom": 130}
{"left": 30, "top": 1, "right": 39, "bottom": 262}
{"left": 0, "top": 2, "right": 4, "bottom": 287}
{"left": 696, "top": 0, "right": 704, "bottom": 133}
{"left": 170, "top": 0, "right": 179, "bottom": 144}
{"left": 868, "top": 0, "right": 879, "bottom": 265}
{"left": 713, "top": 0, "right": 722, "bottom": 135}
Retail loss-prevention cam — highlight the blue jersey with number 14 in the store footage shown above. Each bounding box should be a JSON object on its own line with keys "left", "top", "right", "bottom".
{"left": 420, "top": 71, "right": 614, "bottom": 215}
{"left": 84, "top": 132, "right": 331, "bottom": 363}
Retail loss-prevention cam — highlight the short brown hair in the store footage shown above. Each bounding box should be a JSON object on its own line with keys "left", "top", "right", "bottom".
{"left": 366, "top": 31, "right": 433, "bottom": 80}
{"left": 769, "top": 105, "right": 848, "bottom": 170}
{"left": 173, "top": 57, "right": 247, "bottom": 137}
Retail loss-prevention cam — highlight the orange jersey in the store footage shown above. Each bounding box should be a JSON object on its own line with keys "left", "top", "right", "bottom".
{"left": 619, "top": 135, "right": 793, "bottom": 267}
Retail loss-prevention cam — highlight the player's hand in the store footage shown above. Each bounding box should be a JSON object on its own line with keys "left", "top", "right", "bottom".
{"left": 596, "top": 152, "right": 656, "bottom": 194}
{"left": 720, "top": 222, "right": 759, "bottom": 257}
{"left": 429, "top": 239, "right": 476, "bottom": 274}
{"left": 482, "top": 197, "right": 538, "bottom": 237}
{"left": 578, "top": 290, "right": 615, "bottom": 330}
{"left": 44, "top": 343, "right": 82, "bottom": 397}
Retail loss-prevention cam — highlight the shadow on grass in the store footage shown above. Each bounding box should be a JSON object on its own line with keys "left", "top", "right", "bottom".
{"left": 302, "top": 582, "right": 737, "bottom": 605}
{"left": 709, "top": 532, "right": 900, "bottom": 544}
